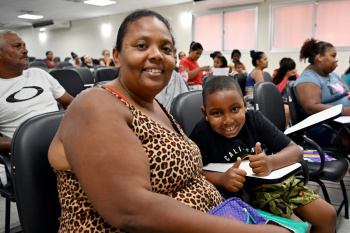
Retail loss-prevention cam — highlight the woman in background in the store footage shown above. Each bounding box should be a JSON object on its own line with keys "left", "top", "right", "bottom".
{"left": 228, "top": 49, "right": 246, "bottom": 74}
{"left": 295, "top": 38, "right": 350, "bottom": 146}
{"left": 245, "top": 50, "right": 268, "bottom": 103}
{"left": 100, "top": 49, "right": 115, "bottom": 67}
{"left": 179, "top": 41, "right": 212, "bottom": 90}
{"left": 44, "top": 51, "right": 58, "bottom": 69}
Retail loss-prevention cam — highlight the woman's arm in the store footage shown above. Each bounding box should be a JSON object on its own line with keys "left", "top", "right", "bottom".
{"left": 251, "top": 70, "right": 264, "bottom": 83}
{"left": 0, "top": 137, "right": 11, "bottom": 151}
{"left": 184, "top": 66, "right": 210, "bottom": 79}
{"left": 59, "top": 88, "right": 287, "bottom": 233}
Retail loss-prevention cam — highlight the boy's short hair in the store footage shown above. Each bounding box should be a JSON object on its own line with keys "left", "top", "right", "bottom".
{"left": 202, "top": 76, "right": 243, "bottom": 106}
{"left": 235, "top": 60, "right": 243, "bottom": 67}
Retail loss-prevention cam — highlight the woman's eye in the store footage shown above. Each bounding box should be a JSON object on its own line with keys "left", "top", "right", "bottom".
{"left": 162, "top": 46, "right": 172, "bottom": 54}
{"left": 137, "top": 44, "right": 146, "bottom": 49}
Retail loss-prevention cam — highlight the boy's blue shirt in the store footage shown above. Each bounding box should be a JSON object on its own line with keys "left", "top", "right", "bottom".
{"left": 189, "top": 110, "right": 291, "bottom": 165}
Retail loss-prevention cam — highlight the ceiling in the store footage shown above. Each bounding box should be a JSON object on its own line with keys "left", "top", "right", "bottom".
{"left": 0, "top": 0, "right": 192, "bottom": 29}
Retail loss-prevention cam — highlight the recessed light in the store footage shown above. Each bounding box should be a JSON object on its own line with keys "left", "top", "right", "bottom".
{"left": 18, "top": 14, "right": 44, "bottom": 20}
{"left": 84, "top": 0, "right": 116, "bottom": 6}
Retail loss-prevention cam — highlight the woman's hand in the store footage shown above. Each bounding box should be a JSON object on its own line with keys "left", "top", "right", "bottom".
{"left": 221, "top": 157, "right": 246, "bottom": 192}
{"left": 249, "top": 142, "right": 272, "bottom": 176}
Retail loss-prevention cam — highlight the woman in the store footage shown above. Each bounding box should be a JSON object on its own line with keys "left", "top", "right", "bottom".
{"left": 100, "top": 49, "right": 115, "bottom": 67}
{"left": 245, "top": 50, "right": 268, "bottom": 102}
{"left": 273, "top": 57, "right": 299, "bottom": 100}
{"left": 273, "top": 57, "right": 299, "bottom": 129}
{"left": 44, "top": 51, "right": 58, "bottom": 69}
{"left": 179, "top": 41, "right": 212, "bottom": 90}
{"left": 178, "top": 51, "right": 186, "bottom": 61}
{"left": 295, "top": 38, "right": 350, "bottom": 146}
{"left": 48, "top": 9, "right": 287, "bottom": 233}
{"left": 228, "top": 49, "right": 246, "bottom": 74}
{"left": 342, "top": 57, "right": 350, "bottom": 86}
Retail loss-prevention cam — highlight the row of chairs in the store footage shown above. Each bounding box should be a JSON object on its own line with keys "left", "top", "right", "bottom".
{"left": 170, "top": 81, "right": 349, "bottom": 219}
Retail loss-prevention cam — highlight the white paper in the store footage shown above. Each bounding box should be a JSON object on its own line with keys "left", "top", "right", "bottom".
{"left": 212, "top": 67, "right": 230, "bottom": 76}
{"left": 333, "top": 116, "right": 350, "bottom": 124}
{"left": 203, "top": 160, "right": 301, "bottom": 180}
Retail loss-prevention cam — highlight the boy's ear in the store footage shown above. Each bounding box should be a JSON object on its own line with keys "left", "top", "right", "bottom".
{"left": 243, "top": 96, "right": 248, "bottom": 113}
{"left": 113, "top": 48, "right": 121, "bottom": 69}
{"left": 201, "top": 106, "right": 209, "bottom": 121}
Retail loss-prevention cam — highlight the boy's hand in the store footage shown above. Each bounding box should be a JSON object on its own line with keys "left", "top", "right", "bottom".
{"left": 221, "top": 157, "right": 247, "bottom": 192}
{"left": 249, "top": 142, "right": 272, "bottom": 176}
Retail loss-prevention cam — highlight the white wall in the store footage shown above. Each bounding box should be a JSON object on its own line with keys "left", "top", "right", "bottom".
{"left": 13, "top": 0, "right": 350, "bottom": 75}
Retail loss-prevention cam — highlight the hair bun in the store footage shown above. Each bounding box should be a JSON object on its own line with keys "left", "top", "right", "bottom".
{"left": 250, "top": 50, "right": 255, "bottom": 58}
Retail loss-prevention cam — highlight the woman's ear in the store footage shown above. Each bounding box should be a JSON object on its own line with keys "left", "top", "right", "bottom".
{"left": 316, "top": 53, "right": 324, "bottom": 63}
{"left": 113, "top": 48, "right": 121, "bottom": 69}
{"left": 201, "top": 106, "right": 209, "bottom": 121}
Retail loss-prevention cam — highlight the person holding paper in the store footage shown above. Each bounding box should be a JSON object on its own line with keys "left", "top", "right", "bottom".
{"left": 295, "top": 38, "right": 350, "bottom": 146}
{"left": 190, "top": 76, "right": 336, "bottom": 233}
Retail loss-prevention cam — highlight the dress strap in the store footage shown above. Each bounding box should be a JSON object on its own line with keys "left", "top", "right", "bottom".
{"left": 98, "top": 85, "right": 131, "bottom": 108}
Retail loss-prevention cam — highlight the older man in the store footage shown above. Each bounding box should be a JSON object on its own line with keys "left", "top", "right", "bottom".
{"left": 0, "top": 29, "right": 73, "bottom": 151}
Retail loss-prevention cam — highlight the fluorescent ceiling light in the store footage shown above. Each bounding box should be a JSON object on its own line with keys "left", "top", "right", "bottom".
{"left": 18, "top": 14, "right": 43, "bottom": 20}
{"left": 84, "top": 0, "right": 116, "bottom": 6}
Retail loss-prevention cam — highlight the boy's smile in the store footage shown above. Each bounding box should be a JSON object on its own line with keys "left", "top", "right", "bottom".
{"left": 202, "top": 90, "right": 247, "bottom": 138}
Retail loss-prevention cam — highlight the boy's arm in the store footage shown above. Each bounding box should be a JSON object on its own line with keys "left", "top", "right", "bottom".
{"left": 249, "top": 141, "right": 302, "bottom": 177}
{"left": 202, "top": 158, "right": 246, "bottom": 193}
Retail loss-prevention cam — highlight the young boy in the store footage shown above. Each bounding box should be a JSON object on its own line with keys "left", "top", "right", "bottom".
{"left": 190, "top": 76, "right": 336, "bottom": 233}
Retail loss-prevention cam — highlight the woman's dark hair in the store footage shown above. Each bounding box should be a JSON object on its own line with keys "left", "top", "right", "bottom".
{"left": 210, "top": 51, "right": 222, "bottom": 60}
{"left": 231, "top": 49, "right": 241, "bottom": 59}
{"left": 214, "top": 55, "right": 228, "bottom": 68}
{"left": 272, "top": 57, "right": 296, "bottom": 85}
{"left": 299, "top": 38, "right": 334, "bottom": 64}
{"left": 250, "top": 50, "right": 264, "bottom": 67}
{"left": 189, "top": 41, "right": 203, "bottom": 53}
{"left": 46, "top": 51, "right": 52, "bottom": 56}
{"left": 202, "top": 76, "right": 242, "bottom": 106}
{"left": 115, "top": 9, "right": 175, "bottom": 52}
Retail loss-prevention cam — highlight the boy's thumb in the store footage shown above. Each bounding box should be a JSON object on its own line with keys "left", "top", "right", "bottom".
{"left": 255, "top": 142, "right": 262, "bottom": 155}
{"left": 233, "top": 157, "right": 241, "bottom": 169}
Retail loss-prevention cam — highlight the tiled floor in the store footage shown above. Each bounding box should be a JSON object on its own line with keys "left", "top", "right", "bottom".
{"left": 0, "top": 167, "right": 349, "bottom": 233}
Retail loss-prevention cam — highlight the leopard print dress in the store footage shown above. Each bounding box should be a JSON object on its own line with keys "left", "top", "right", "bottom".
{"left": 55, "top": 86, "right": 222, "bottom": 232}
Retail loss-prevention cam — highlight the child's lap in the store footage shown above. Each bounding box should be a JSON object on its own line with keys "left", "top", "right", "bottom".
{"left": 249, "top": 176, "right": 320, "bottom": 218}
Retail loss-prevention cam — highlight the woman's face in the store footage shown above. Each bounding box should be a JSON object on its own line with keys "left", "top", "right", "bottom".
{"left": 114, "top": 16, "right": 175, "bottom": 95}
{"left": 103, "top": 51, "right": 111, "bottom": 59}
{"left": 320, "top": 46, "right": 338, "bottom": 74}
{"left": 213, "top": 57, "right": 223, "bottom": 68}
{"left": 257, "top": 53, "right": 268, "bottom": 69}
{"left": 232, "top": 53, "right": 240, "bottom": 62}
{"left": 189, "top": 49, "right": 203, "bottom": 62}
{"left": 47, "top": 52, "right": 53, "bottom": 60}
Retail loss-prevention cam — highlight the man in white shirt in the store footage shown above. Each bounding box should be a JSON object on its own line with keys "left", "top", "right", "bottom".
{"left": 0, "top": 29, "right": 74, "bottom": 151}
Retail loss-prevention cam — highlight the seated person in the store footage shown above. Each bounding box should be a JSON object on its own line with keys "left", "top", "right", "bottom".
{"left": 295, "top": 38, "right": 350, "bottom": 147}
{"left": 178, "top": 51, "right": 186, "bottom": 61}
{"left": 0, "top": 29, "right": 73, "bottom": 152}
{"left": 81, "top": 55, "right": 100, "bottom": 71}
{"left": 228, "top": 49, "right": 247, "bottom": 74}
{"left": 245, "top": 50, "right": 268, "bottom": 104}
{"left": 44, "top": 50, "right": 58, "bottom": 69}
{"left": 100, "top": 49, "right": 115, "bottom": 67}
{"left": 213, "top": 55, "right": 228, "bottom": 68}
{"left": 272, "top": 57, "right": 299, "bottom": 129}
{"left": 69, "top": 52, "right": 81, "bottom": 67}
{"left": 342, "top": 57, "right": 350, "bottom": 86}
{"left": 231, "top": 61, "right": 244, "bottom": 76}
{"left": 48, "top": 10, "right": 288, "bottom": 233}
{"left": 210, "top": 51, "right": 223, "bottom": 60}
{"left": 190, "top": 76, "right": 336, "bottom": 233}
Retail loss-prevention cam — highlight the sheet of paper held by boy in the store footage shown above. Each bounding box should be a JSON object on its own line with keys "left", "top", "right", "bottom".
{"left": 203, "top": 160, "right": 301, "bottom": 184}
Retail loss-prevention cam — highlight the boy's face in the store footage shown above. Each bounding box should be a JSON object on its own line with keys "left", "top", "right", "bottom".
{"left": 235, "top": 64, "right": 244, "bottom": 73}
{"left": 201, "top": 90, "right": 247, "bottom": 138}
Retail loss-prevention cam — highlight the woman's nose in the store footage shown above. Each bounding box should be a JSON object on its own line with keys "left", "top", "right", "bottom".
{"left": 149, "top": 46, "right": 163, "bottom": 60}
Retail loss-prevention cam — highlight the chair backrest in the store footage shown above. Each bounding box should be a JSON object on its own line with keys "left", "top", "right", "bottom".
{"left": 64, "top": 57, "right": 71, "bottom": 62}
{"left": 65, "top": 66, "right": 95, "bottom": 84}
{"left": 94, "top": 67, "right": 119, "bottom": 82}
{"left": 285, "top": 81, "right": 305, "bottom": 125}
{"left": 54, "top": 57, "right": 61, "bottom": 62}
{"left": 57, "top": 61, "right": 73, "bottom": 69}
{"left": 49, "top": 69, "right": 84, "bottom": 97}
{"left": 28, "top": 57, "right": 36, "bottom": 62}
{"left": 11, "top": 111, "right": 64, "bottom": 233}
{"left": 253, "top": 82, "right": 285, "bottom": 131}
{"left": 233, "top": 73, "right": 247, "bottom": 96}
{"left": 170, "top": 90, "right": 203, "bottom": 136}
{"left": 263, "top": 71, "right": 272, "bottom": 82}
{"left": 29, "top": 61, "right": 47, "bottom": 68}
